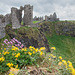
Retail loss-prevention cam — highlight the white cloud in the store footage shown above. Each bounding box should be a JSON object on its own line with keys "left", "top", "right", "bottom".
{"left": 0, "top": 0, "right": 75, "bottom": 20}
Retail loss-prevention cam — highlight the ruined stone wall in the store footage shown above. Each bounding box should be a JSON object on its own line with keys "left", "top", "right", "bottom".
{"left": 0, "top": 15, "right": 6, "bottom": 39}
{"left": 55, "top": 21, "right": 75, "bottom": 36}
{"left": 39, "top": 21, "right": 75, "bottom": 37}
{"left": 45, "top": 12, "right": 59, "bottom": 21}
{"left": 5, "top": 14, "right": 11, "bottom": 26}
{"left": 23, "top": 5, "right": 33, "bottom": 25}
{"left": 11, "top": 7, "right": 21, "bottom": 29}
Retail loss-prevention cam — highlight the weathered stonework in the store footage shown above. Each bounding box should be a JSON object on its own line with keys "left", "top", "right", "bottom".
{"left": 0, "top": 4, "right": 34, "bottom": 39}
{"left": 23, "top": 5, "right": 33, "bottom": 25}
{"left": 45, "top": 12, "right": 59, "bottom": 21}
{"left": 0, "top": 15, "right": 6, "bottom": 39}
{"left": 5, "top": 14, "right": 11, "bottom": 26}
{"left": 11, "top": 7, "right": 21, "bottom": 29}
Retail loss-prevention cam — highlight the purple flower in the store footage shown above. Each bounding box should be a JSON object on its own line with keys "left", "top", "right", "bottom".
{"left": 12, "top": 40, "right": 15, "bottom": 43}
{"left": 3, "top": 41, "right": 6, "bottom": 43}
{"left": 17, "top": 44, "right": 20, "bottom": 46}
{"left": 18, "top": 42, "right": 21, "bottom": 44}
{"left": 20, "top": 44, "right": 24, "bottom": 48}
{"left": 2, "top": 44, "right": 4, "bottom": 46}
{"left": 8, "top": 42, "right": 10, "bottom": 44}
{"left": 13, "top": 38, "right": 16, "bottom": 40}
{"left": 15, "top": 44, "right": 17, "bottom": 47}
{"left": 5, "top": 39, "right": 8, "bottom": 42}
{"left": 10, "top": 41, "right": 13, "bottom": 45}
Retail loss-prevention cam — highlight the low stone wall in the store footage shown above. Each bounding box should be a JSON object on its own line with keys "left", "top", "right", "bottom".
{"left": 39, "top": 21, "right": 75, "bottom": 37}
{"left": 55, "top": 21, "right": 75, "bottom": 37}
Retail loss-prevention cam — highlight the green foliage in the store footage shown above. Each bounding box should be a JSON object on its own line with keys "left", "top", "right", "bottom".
{"left": 21, "top": 21, "right": 24, "bottom": 25}
{"left": 46, "top": 34, "right": 75, "bottom": 68}
{"left": 0, "top": 42, "right": 45, "bottom": 73}
{"left": 33, "top": 21, "right": 40, "bottom": 24}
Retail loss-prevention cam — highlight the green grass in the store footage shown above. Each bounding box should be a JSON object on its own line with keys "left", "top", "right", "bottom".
{"left": 46, "top": 34, "right": 75, "bottom": 68}
{"left": 33, "top": 21, "right": 40, "bottom": 24}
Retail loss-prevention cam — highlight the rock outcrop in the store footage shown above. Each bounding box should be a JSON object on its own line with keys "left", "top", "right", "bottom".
{"left": 5, "top": 25, "right": 50, "bottom": 52}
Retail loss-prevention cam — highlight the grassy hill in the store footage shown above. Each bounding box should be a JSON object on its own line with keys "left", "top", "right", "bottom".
{"left": 46, "top": 34, "right": 75, "bottom": 68}
{"left": 0, "top": 22, "right": 75, "bottom": 74}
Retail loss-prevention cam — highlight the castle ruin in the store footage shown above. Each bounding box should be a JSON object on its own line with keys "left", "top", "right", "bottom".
{"left": 45, "top": 12, "right": 59, "bottom": 21}
{"left": 0, "top": 5, "right": 60, "bottom": 39}
{"left": 0, "top": 4, "right": 33, "bottom": 39}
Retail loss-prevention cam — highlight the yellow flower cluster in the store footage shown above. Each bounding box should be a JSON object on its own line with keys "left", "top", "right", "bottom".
{"left": 15, "top": 53, "right": 20, "bottom": 58}
{"left": 21, "top": 47, "right": 27, "bottom": 52}
{"left": 9, "top": 72, "right": 14, "bottom": 75}
{"left": 40, "top": 51, "right": 43, "bottom": 55}
{"left": 58, "top": 57, "right": 75, "bottom": 75}
{"left": 28, "top": 52, "right": 32, "bottom": 55}
{"left": 0, "top": 57, "right": 5, "bottom": 62}
{"left": 4, "top": 52, "right": 9, "bottom": 55}
{"left": 67, "top": 61, "right": 75, "bottom": 75}
{"left": 12, "top": 46, "right": 19, "bottom": 51}
{"left": 51, "top": 47, "right": 56, "bottom": 50}
{"left": 50, "top": 54, "right": 56, "bottom": 59}
{"left": 7, "top": 63, "right": 13, "bottom": 68}
{"left": 39, "top": 47, "right": 46, "bottom": 51}
{"left": 28, "top": 46, "right": 44, "bottom": 56}
{"left": 59, "top": 56, "right": 62, "bottom": 60}
{"left": 9, "top": 68, "right": 19, "bottom": 75}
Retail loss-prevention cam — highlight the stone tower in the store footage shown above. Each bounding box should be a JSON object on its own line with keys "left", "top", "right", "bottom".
{"left": 23, "top": 5, "right": 33, "bottom": 25}
{"left": 11, "top": 7, "right": 21, "bottom": 29}
{"left": 53, "top": 12, "right": 57, "bottom": 19}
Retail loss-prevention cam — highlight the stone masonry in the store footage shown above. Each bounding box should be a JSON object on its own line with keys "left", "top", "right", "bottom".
{"left": 23, "top": 5, "right": 33, "bottom": 25}
{"left": 5, "top": 14, "right": 11, "bottom": 26}
{"left": 0, "top": 4, "right": 33, "bottom": 39}
{"left": 11, "top": 7, "right": 21, "bottom": 29}
{"left": 0, "top": 15, "right": 6, "bottom": 39}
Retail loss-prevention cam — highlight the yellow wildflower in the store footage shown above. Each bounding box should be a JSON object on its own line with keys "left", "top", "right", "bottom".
{"left": 30, "top": 49, "right": 33, "bottom": 51}
{"left": 4, "top": 52, "right": 9, "bottom": 55}
{"left": 15, "top": 64, "right": 18, "bottom": 69}
{"left": 58, "top": 62, "right": 62, "bottom": 66}
{"left": 72, "top": 68, "right": 75, "bottom": 75}
{"left": 59, "top": 56, "right": 62, "bottom": 60}
{"left": 24, "top": 47, "right": 27, "bottom": 51}
{"left": 12, "top": 46, "right": 19, "bottom": 51}
{"left": 29, "top": 46, "right": 34, "bottom": 49}
{"left": 28, "top": 52, "right": 32, "bottom": 55}
{"left": 39, "top": 47, "right": 46, "bottom": 50}
{"left": 15, "top": 53, "right": 20, "bottom": 58}
{"left": 0, "top": 53, "right": 1, "bottom": 54}
{"left": 7, "top": 63, "right": 13, "bottom": 68}
{"left": 33, "top": 51, "right": 35, "bottom": 54}
{"left": 22, "top": 48, "right": 24, "bottom": 51}
{"left": 35, "top": 48, "right": 38, "bottom": 52}
{"left": 50, "top": 54, "right": 54, "bottom": 57}
{"left": 0, "top": 57, "right": 5, "bottom": 62}
{"left": 53, "top": 55, "right": 56, "bottom": 58}
{"left": 62, "top": 60, "right": 67, "bottom": 68}
{"left": 40, "top": 52, "right": 43, "bottom": 55}
{"left": 4, "top": 48, "right": 6, "bottom": 50}
{"left": 51, "top": 47, "right": 56, "bottom": 50}
{"left": 9, "top": 68, "right": 19, "bottom": 75}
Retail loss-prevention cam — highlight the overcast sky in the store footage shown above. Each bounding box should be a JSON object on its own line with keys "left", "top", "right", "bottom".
{"left": 0, "top": 0, "right": 75, "bottom": 20}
